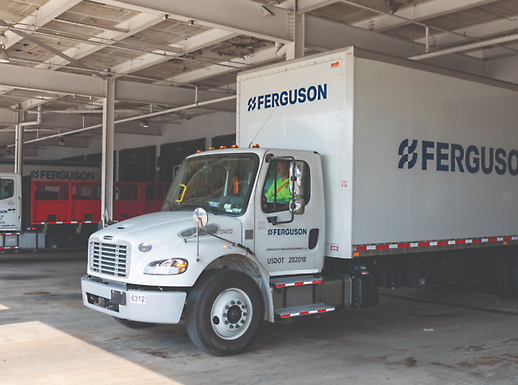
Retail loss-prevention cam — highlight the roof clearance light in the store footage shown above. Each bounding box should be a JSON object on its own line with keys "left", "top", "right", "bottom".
{"left": 219, "top": 146, "right": 227, "bottom": 149}
{"left": 252, "top": 144, "right": 260, "bottom": 148}
{"left": 231, "top": 144, "right": 238, "bottom": 148}
{"left": 208, "top": 147, "right": 215, "bottom": 151}
{"left": 196, "top": 150, "right": 203, "bottom": 153}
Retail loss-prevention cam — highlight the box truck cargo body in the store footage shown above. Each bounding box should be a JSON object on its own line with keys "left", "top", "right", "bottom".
{"left": 81, "top": 47, "right": 518, "bottom": 356}
{"left": 237, "top": 46, "right": 518, "bottom": 259}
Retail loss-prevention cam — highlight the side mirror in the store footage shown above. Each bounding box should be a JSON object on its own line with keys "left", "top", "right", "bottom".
{"left": 290, "top": 161, "right": 307, "bottom": 197}
{"left": 290, "top": 198, "right": 305, "bottom": 215}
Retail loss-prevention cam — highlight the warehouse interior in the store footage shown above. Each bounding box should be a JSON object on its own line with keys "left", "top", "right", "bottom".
{"left": 2, "top": 1, "right": 518, "bottom": 382}
{"left": 1, "top": 0, "right": 518, "bottom": 179}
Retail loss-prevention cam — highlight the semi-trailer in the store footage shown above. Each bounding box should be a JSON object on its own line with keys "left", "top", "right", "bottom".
{"left": 81, "top": 47, "right": 518, "bottom": 355}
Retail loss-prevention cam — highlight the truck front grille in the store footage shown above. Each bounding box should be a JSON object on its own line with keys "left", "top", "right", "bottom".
{"left": 90, "top": 241, "right": 130, "bottom": 278}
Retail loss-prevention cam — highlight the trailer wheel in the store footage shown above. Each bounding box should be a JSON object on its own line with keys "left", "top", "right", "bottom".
{"left": 185, "top": 269, "right": 264, "bottom": 356}
{"left": 496, "top": 253, "right": 517, "bottom": 299}
{"left": 113, "top": 317, "right": 157, "bottom": 329}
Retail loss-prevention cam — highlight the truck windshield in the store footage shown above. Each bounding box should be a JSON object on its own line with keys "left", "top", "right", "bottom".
{"left": 162, "top": 154, "right": 259, "bottom": 216}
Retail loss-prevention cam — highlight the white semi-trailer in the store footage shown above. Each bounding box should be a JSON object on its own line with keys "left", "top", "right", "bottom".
{"left": 81, "top": 47, "right": 518, "bottom": 355}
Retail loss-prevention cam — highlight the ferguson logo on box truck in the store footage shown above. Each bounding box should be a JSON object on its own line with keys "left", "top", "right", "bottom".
{"left": 247, "top": 84, "right": 328, "bottom": 111}
{"left": 398, "top": 138, "right": 518, "bottom": 175}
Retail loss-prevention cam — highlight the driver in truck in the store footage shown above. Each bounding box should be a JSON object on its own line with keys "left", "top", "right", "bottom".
{"left": 264, "top": 160, "right": 291, "bottom": 209}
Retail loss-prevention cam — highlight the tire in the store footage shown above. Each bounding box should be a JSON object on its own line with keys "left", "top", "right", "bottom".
{"left": 113, "top": 317, "right": 157, "bottom": 329}
{"left": 185, "top": 269, "right": 264, "bottom": 356}
{"left": 496, "top": 253, "right": 517, "bottom": 299}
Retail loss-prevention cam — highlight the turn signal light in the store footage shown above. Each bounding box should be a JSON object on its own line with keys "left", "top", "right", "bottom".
{"left": 219, "top": 146, "right": 227, "bottom": 149}
{"left": 231, "top": 144, "right": 238, "bottom": 148}
{"left": 196, "top": 150, "right": 203, "bottom": 153}
{"left": 252, "top": 144, "right": 260, "bottom": 148}
{"left": 208, "top": 147, "right": 215, "bottom": 151}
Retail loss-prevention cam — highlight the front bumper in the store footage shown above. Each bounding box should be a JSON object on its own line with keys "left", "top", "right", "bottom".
{"left": 81, "top": 275, "right": 186, "bottom": 324}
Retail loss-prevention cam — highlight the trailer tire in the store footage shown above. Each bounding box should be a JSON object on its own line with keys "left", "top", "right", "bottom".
{"left": 496, "top": 253, "right": 517, "bottom": 299}
{"left": 113, "top": 317, "right": 157, "bottom": 329}
{"left": 185, "top": 269, "right": 264, "bottom": 356}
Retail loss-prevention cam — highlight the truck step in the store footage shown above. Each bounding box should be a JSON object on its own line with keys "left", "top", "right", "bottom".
{"left": 270, "top": 275, "right": 322, "bottom": 288}
{"left": 275, "top": 303, "right": 335, "bottom": 319}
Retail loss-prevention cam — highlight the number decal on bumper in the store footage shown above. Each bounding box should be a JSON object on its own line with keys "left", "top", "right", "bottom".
{"left": 130, "top": 294, "right": 146, "bottom": 304}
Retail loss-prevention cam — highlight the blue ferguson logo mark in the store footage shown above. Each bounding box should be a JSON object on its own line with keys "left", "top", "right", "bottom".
{"left": 398, "top": 139, "right": 518, "bottom": 175}
{"left": 248, "top": 84, "right": 327, "bottom": 111}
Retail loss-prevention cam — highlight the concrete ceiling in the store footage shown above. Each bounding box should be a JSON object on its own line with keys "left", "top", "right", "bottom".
{"left": 0, "top": 0, "right": 518, "bottom": 152}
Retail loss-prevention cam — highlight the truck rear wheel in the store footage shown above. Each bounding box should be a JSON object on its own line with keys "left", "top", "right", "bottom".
{"left": 185, "top": 269, "right": 264, "bottom": 356}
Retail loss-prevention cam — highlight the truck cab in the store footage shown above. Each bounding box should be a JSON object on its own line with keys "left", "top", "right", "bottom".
{"left": 82, "top": 147, "right": 365, "bottom": 355}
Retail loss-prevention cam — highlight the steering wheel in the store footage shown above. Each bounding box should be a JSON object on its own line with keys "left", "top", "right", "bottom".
{"left": 219, "top": 195, "right": 245, "bottom": 213}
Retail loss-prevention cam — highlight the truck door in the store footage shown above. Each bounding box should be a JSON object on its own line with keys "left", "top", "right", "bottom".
{"left": 0, "top": 175, "right": 21, "bottom": 231}
{"left": 254, "top": 153, "right": 322, "bottom": 276}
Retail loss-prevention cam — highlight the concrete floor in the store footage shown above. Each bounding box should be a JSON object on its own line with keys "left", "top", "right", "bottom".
{"left": 1, "top": 252, "right": 518, "bottom": 385}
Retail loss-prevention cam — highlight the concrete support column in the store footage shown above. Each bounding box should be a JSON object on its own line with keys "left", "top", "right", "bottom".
{"left": 14, "top": 107, "right": 23, "bottom": 175}
{"left": 101, "top": 77, "right": 115, "bottom": 226}
{"left": 286, "top": 0, "right": 305, "bottom": 60}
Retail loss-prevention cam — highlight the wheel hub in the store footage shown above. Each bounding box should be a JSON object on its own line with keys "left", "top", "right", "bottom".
{"left": 227, "top": 304, "right": 242, "bottom": 324}
{"left": 211, "top": 289, "right": 252, "bottom": 340}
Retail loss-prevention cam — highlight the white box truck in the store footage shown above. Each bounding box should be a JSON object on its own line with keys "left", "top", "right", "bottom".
{"left": 81, "top": 47, "right": 518, "bottom": 356}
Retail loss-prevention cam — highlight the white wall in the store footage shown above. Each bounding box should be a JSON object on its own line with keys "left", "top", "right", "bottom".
{"left": 485, "top": 55, "right": 518, "bottom": 85}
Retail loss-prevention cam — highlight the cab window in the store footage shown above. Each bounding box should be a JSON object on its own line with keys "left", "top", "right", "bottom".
{"left": 261, "top": 160, "right": 310, "bottom": 213}
{"left": 0, "top": 179, "right": 14, "bottom": 200}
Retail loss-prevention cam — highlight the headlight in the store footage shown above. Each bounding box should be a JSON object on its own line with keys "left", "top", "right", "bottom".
{"left": 143, "top": 258, "right": 188, "bottom": 275}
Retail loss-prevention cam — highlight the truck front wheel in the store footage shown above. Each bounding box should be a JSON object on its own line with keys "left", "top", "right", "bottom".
{"left": 185, "top": 269, "right": 264, "bottom": 356}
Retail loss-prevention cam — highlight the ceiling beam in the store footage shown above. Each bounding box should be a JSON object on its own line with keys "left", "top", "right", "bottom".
{"left": 108, "top": 29, "right": 239, "bottom": 75}
{"left": 297, "top": 0, "right": 341, "bottom": 14}
{"left": 4, "top": 0, "right": 82, "bottom": 48}
{"left": 1, "top": 0, "right": 83, "bottom": 99}
{"left": 33, "top": 13, "right": 164, "bottom": 70}
{"left": 158, "top": 46, "right": 282, "bottom": 85}
{"left": 103, "top": 0, "right": 293, "bottom": 43}
{"left": 351, "top": 0, "right": 501, "bottom": 32}
{"left": 114, "top": 81, "right": 235, "bottom": 111}
{"left": 414, "top": 17, "right": 518, "bottom": 48}
{"left": 305, "top": 16, "right": 484, "bottom": 74}
{"left": 18, "top": 13, "right": 164, "bottom": 109}
{"left": 0, "top": 64, "right": 104, "bottom": 98}
{"left": 150, "top": 10, "right": 487, "bottom": 88}
{"left": 0, "top": 64, "right": 236, "bottom": 110}
{"left": 0, "top": 108, "right": 16, "bottom": 125}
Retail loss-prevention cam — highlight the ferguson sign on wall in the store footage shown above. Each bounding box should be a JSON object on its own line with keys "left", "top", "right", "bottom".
{"left": 0, "top": 162, "right": 101, "bottom": 181}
